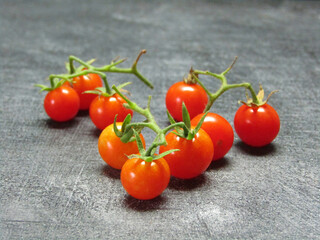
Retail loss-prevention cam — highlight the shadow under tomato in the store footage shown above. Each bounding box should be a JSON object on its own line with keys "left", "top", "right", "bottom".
{"left": 91, "top": 127, "right": 102, "bottom": 138}
{"left": 206, "top": 157, "right": 230, "bottom": 171}
{"left": 234, "top": 140, "right": 277, "bottom": 156}
{"left": 101, "top": 165, "right": 121, "bottom": 179}
{"left": 45, "top": 118, "right": 79, "bottom": 129}
{"left": 123, "top": 195, "right": 167, "bottom": 211}
{"left": 168, "top": 174, "right": 207, "bottom": 191}
{"left": 76, "top": 110, "right": 89, "bottom": 117}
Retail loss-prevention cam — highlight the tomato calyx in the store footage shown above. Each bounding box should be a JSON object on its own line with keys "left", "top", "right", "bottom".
{"left": 35, "top": 78, "right": 69, "bottom": 92}
{"left": 239, "top": 84, "right": 279, "bottom": 107}
{"left": 113, "top": 114, "right": 144, "bottom": 143}
{"left": 167, "top": 103, "right": 208, "bottom": 140}
{"left": 183, "top": 67, "right": 199, "bottom": 84}
{"left": 127, "top": 130, "right": 179, "bottom": 163}
{"left": 110, "top": 85, "right": 185, "bottom": 162}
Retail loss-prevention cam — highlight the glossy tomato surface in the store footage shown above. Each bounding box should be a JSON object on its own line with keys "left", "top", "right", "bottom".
{"left": 98, "top": 122, "right": 145, "bottom": 170}
{"left": 72, "top": 73, "right": 103, "bottom": 110}
{"left": 166, "top": 81, "right": 208, "bottom": 121}
{"left": 191, "top": 112, "right": 234, "bottom": 161}
{"left": 121, "top": 157, "right": 170, "bottom": 200}
{"left": 234, "top": 103, "right": 280, "bottom": 147}
{"left": 159, "top": 128, "right": 214, "bottom": 179}
{"left": 89, "top": 94, "right": 133, "bottom": 130}
{"left": 44, "top": 86, "right": 80, "bottom": 122}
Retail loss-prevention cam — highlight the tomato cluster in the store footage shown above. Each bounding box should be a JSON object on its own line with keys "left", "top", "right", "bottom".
{"left": 36, "top": 52, "right": 280, "bottom": 201}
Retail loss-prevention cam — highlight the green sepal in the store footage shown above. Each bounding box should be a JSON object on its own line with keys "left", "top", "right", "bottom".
{"left": 116, "top": 82, "right": 132, "bottom": 91}
{"left": 75, "top": 59, "right": 96, "bottom": 73}
{"left": 120, "top": 128, "right": 134, "bottom": 143}
{"left": 167, "top": 110, "right": 176, "bottom": 125}
{"left": 113, "top": 115, "right": 122, "bottom": 138}
{"left": 126, "top": 154, "right": 141, "bottom": 160}
{"left": 152, "top": 149, "right": 180, "bottom": 160}
{"left": 182, "top": 102, "right": 191, "bottom": 130}
{"left": 193, "top": 111, "right": 209, "bottom": 135}
{"left": 35, "top": 78, "right": 68, "bottom": 92}
{"left": 132, "top": 129, "right": 146, "bottom": 156}
{"left": 83, "top": 89, "right": 106, "bottom": 95}
{"left": 166, "top": 110, "right": 184, "bottom": 136}
{"left": 121, "top": 114, "right": 132, "bottom": 132}
{"left": 65, "top": 62, "right": 71, "bottom": 73}
{"left": 170, "top": 130, "right": 185, "bottom": 138}
{"left": 34, "top": 84, "right": 52, "bottom": 92}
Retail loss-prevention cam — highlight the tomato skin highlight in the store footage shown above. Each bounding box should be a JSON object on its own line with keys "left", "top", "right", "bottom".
{"left": 121, "top": 157, "right": 171, "bottom": 200}
{"left": 44, "top": 86, "right": 80, "bottom": 122}
{"left": 72, "top": 73, "right": 103, "bottom": 110}
{"left": 98, "top": 123, "right": 145, "bottom": 170}
{"left": 89, "top": 94, "right": 133, "bottom": 130}
{"left": 159, "top": 128, "right": 214, "bottom": 179}
{"left": 166, "top": 81, "right": 208, "bottom": 122}
{"left": 191, "top": 113, "right": 234, "bottom": 161}
{"left": 234, "top": 103, "right": 280, "bottom": 147}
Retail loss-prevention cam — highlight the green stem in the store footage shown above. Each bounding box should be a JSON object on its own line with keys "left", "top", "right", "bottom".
{"left": 193, "top": 70, "right": 259, "bottom": 112}
{"left": 113, "top": 85, "right": 174, "bottom": 157}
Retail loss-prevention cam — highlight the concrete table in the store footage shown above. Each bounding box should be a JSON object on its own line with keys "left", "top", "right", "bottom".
{"left": 1, "top": 0, "right": 319, "bottom": 239}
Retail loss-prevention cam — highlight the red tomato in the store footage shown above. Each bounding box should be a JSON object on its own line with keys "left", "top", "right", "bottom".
{"left": 121, "top": 157, "right": 170, "bottom": 200}
{"left": 234, "top": 103, "right": 280, "bottom": 147}
{"left": 159, "top": 128, "right": 213, "bottom": 179}
{"left": 166, "top": 81, "right": 208, "bottom": 122}
{"left": 191, "top": 113, "right": 234, "bottom": 161}
{"left": 89, "top": 94, "right": 133, "bottom": 130}
{"left": 98, "top": 122, "right": 146, "bottom": 170}
{"left": 44, "top": 86, "right": 80, "bottom": 122}
{"left": 62, "top": 81, "right": 71, "bottom": 87}
{"left": 72, "top": 73, "right": 103, "bottom": 110}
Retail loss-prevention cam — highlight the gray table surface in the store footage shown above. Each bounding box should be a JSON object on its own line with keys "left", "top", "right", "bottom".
{"left": 1, "top": 0, "right": 319, "bottom": 239}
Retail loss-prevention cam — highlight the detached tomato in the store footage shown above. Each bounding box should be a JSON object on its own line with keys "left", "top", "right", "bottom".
{"left": 121, "top": 157, "right": 170, "bottom": 200}
{"left": 72, "top": 73, "right": 103, "bottom": 110}
{"left": 234, "top": 103, "right": 280, "bottom": 147}
{"left": 166, "top": 81, "right": 208, "bottom": 121}
{"left": 44, "top": 85, "right": 80, "bottom": 122}
{"left": 191, "top": 113, "right": 234, "bottom": 161}
{"left": 89, "top": 94, "right": 133, "bottom": 130}
{"left": 98, "top": 122, "right": 145, "bottom": 170}
{"left": 159, "top": 128, "right": 213, "bottom": 179}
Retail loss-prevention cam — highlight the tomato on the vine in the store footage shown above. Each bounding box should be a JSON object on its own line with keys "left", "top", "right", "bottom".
{"left": 234, "top": 103, "right": 280, "bottom": 147}
{"left": 98, "top": 122, "right": 145, "bottom": 170}
{"left": 191, "top": 113, "right": 234, "bottom": 161}
{"left": 159, "top": 128, "right": 213, "bottom": 179}
{"left": 44, "top": 85, "right": 80, "bottom": 122}
{"left": 121, "top": 157, "right": 170, "bottom": 200}
{"left": 89, "top": 94, "right": 133, "bottom": 130}
{"left": 166, "top": 81, "right": 208, "bottom": 122}
{"left": 72, "top": 73, "right": 103, "bottom": 110}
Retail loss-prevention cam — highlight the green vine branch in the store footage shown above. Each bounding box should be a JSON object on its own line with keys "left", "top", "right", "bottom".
{"left": 37, "top": 50, "right": 153, "bottom": 93}
{"left": 112, "top": 85, "right": 186, "bottom": 159}
{"left": 193, "top": 57, "right": 260, "bottom": 111}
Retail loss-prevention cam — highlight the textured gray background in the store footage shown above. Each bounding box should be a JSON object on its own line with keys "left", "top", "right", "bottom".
{"left": 0, "top": 0, "right": 319, "bottom": 239}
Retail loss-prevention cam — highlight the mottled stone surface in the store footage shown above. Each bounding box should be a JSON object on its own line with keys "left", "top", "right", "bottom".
{"left": 0, "top": 0, "right": 319, "bottom": 239}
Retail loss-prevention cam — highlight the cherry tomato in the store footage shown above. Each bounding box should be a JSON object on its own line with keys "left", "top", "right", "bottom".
{"left": 166, "top": 81, "right": 208, "bottom": 122}
{"left": 98, "top": 122, "right": 146, "bottom": 170}
{"left": 62, "top": 81, "right": 71, "bottom": 87}
{"left": 44, "top": 86, "right": 80, "bottom": 122}
{"left": 121, "top": 157, "right": 170, "bottom": 200}
{"left": 72, "top": 73, "right": 103, "bottom": 110}
{"left": 159, "top": 128, "right": 213, "bottom": 179}
{"left": 234, "top": 103, "right": 280, "bottom": 147}
{"left": 89, "top": 94, "right": 133, "bottom": 130}
{"left": 191, "top": 113, "right": 234, "bottom": 161}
